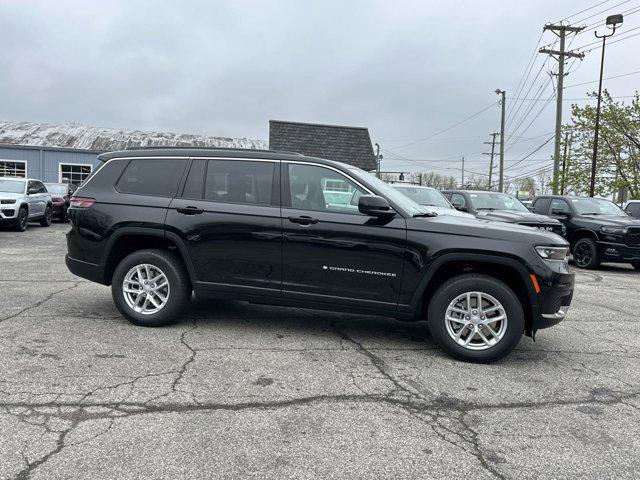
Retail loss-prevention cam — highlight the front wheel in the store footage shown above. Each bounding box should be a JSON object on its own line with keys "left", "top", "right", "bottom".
{"left": 427, "top": 274, "right": 524, "bottom": 363}
{"left": 40, "top": 206, "right": 52, "bottom": 227}
{"left": 572, "top": 238, "right": 600, "bottom": 269}
{"left": 111, "top": 249, "right": 192, "bottom": 327}
{"left": 13, "top": 208, "right": 28, "bottom": 232}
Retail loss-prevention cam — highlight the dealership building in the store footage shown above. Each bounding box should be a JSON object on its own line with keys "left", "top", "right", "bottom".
{"left": 0, "top": 121, "right": 267, "bottom": 186}
{"left": 0, "top": 120, "right": 377, "bottom": 186}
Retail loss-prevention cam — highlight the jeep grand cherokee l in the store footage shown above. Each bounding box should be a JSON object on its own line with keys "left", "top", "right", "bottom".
{"left": 532, "top": 195, "right": 640, "bottom": 270}
{"left": 65, "top": 148, "right": 574, "bottom": 363}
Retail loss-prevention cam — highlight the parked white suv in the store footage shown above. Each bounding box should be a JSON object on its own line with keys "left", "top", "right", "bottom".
{"left": 0, "top": 177, "right": 53, "bottom": 231}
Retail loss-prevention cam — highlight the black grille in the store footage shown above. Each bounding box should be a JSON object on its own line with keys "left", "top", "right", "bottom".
{"left": 626, "top": 227, "right": 640, "bottom": 246}
{"left": 2, "top": 209, "right": 15, "bottom": 217}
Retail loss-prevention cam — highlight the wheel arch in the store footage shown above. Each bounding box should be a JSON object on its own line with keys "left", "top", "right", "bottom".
{"left": 101, "top": 228, "right": 197, "bottom": 286}
{"left": 413, "top": 253, "right": 536, "bottom": 334}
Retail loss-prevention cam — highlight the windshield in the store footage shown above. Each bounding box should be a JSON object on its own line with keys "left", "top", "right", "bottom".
{"left": 0, "top": 179, "right": 26, "bottom": 194}
{"left": 571, "top": 197, "right": 627, "bottom": 216}
{"left": 392, "top": 186, "right": 452, "bottom": 208}
{"left": 45, "top": 184, "right": 68, "bottom": 194}
{"left": 346, "top": 167, "right": 426, "bottom": 216}
{"left": 470, "top": 192, "right": 529, "bottom": 212}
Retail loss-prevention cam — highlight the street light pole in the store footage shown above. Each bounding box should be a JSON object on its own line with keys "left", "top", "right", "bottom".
{"left": 589, "top": 14, "right": 623, "bottom": 197}
{"left": 495, "top": 89, "right": 506, "bottom": 192}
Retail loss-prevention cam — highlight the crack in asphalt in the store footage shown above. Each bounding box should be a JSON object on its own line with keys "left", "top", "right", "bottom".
{"left": 0, "top": 281, "right": 82, "bottom": 324}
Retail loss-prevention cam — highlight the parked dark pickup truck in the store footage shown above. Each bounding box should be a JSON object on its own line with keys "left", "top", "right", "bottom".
{"left": 442, "top": 190, "right": 565, "bottom": 236}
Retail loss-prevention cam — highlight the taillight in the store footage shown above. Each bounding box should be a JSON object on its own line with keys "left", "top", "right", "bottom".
{"left": 69, "top": 197, "right": 95, "bottom": 208}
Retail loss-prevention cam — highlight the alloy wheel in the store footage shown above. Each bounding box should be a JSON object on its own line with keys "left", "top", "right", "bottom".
{"left": 574, "top": 242, "right": 591, "bottom": 268}
{"left": 444, "top": 291, "right": 508, "bottom": 350}
{"left": 122, "top": 264, "right": 170, "bottom": 315}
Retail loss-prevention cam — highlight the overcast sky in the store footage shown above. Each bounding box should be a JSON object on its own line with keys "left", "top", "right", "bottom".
{"left": 1, "top": 0, "right": 639, "bottom": 182}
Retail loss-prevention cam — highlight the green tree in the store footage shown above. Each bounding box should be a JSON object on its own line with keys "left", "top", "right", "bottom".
{"left": 559, "top": 91, "right": 640, "bottom": 199}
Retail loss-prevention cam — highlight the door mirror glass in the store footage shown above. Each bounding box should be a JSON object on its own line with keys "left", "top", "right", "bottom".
{"left": 358, "top": 195, "right": 393, "bottom": 217}
{"left": 27, "top": 187, "right": 38, "bottom": 195}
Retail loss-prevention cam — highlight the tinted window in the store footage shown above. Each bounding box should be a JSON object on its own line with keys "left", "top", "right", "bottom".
{"left": 450, "top": 193, "right": 466, "bottom": 208}
{"left": 116, "top": 159, "right": 186, "bottom": 197}
{"left": 549, "top": 199, "right": 570, "bottom": 214}
{"left": 288, "top": 164, "right": 366, "bottom": 214}
{"left": 204, "top": 160, "right": 274, "bottom": 205}
{"left": 532, "top": 197, "right": 550, "bottom": 214}
{"left": 182, "top": 160, "right": 207, "bottom": 199}
{"left": 626, "top": 203, "right": 640, "bottom": 217}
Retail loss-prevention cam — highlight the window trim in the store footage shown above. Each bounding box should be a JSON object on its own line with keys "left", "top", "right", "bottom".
{"left": 58, "top": 162, "right": 94, "bottom": 184}
{"left": 0, "top": 159, "right": 27, "bottom": 178}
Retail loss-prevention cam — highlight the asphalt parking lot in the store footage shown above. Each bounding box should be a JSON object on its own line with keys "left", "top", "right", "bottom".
{"left": 1, "top": 223, "right": 639, "bottom": 479}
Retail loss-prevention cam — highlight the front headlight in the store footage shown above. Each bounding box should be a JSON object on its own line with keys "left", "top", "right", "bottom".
{"left": 0, "top": 199, "right": 15, "bottom": 204}
{"left": 601, "top": 226, "right": 625, "bottom": 235}
{"left": 535, "top": 245, "right": 569, "bottom": 261}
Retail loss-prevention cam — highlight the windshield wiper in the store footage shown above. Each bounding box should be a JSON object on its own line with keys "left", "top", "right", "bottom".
{"left": 477, "top": 207, "right": 497, "bottom": 211}
{"left": 582, "top": 212, "right": 601, "bottom": 215}
{"left": 413, "top": 212, "right": 438, "bottom": 218}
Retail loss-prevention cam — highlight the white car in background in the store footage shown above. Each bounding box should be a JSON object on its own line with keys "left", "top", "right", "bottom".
{"left": 624, "top": 200, "right": 640, "bottom": 218}
{"left": 390, "top": 184, "right": 475, "bottom": 218}
{"left": 0, "top": 177, "right": 53, "bottom": 231}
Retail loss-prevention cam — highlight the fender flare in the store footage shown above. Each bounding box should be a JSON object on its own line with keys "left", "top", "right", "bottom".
{"left": 408, "top": 251, "right": 536, "bottom": 315}
{"left": 100, "top": 227, "right": 198, "bottom": 285}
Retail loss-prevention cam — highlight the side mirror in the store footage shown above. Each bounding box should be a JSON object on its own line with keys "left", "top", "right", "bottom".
{"left": 451, "top": 200, "right": 467, "bottom": 212}
{"left": 551, "top": 209, "right": 570, "bottom": 217}
{"left": 358, "top": 195, "right": 394, "bottom": 217}
{"left": 27, "top": 188, "right": 38, "bottom": 195}
{"left": 527, "top": 205, "right": 535, "bottom": 212}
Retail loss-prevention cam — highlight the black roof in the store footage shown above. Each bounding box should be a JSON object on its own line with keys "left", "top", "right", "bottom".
{"left": 269, "top": 120, "right": 377, "bottom": 171}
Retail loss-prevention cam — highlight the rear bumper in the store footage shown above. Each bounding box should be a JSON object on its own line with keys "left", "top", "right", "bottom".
{"left": 597, "top": 241, "right": 640, "bottom": 263}
{"left": 65, "top": 254, "right": 107, "bottom": 285}
{"left": 52, "top": 203, "right": 66, "bottom": 217}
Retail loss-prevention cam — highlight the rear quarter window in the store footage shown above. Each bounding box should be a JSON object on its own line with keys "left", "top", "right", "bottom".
{"left": 116, "top": 159, "right": 186, "bottom": 197}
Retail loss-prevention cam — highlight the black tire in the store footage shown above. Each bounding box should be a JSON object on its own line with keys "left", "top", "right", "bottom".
{"left": 427, "top": 274, "right": 524, "bottom": 363}
{"left": 111, "top": 249, "right": 192, "bottom": 327}
{"left": 40, "top": 205, "right": 52, "bottom": 227}
{"left": 13, "top": 207, "right": 28, "bottom": 232}
{"left": 631, "top": 261, "right": 640, "bottom": 271}
{"left": 572, "top": 237, "right": 601, "bottom": 269}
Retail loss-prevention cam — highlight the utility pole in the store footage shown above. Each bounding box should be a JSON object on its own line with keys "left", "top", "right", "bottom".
{"left": 461, "top": 156, "right": 465, "bottom": 189}
{"left": 539, "top": 24, "right": 584, "bottom": 194}
{"left": 482, "top": 132, "right": 499, "bottom": 190}
{"left": 560, "top": 132, "right": 571, "bottom": 195}
{"left": 495, "top": 90, "right": 506, "bottom": 192}
{"left": 374, "top": 143, "right": 382, "bottom": 178}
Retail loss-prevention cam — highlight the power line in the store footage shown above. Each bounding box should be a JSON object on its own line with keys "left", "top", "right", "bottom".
{"left": 558, "top": 0, "right": 614, "bottom": 22}
{"left": 572, "top": 0, "right": 633, "bottom": 24}
{"left": 503, "top": 135, "right": 556, "bottom": 172}
{"left": 564, "top": 69, "right": 640, "bottom": 88}
{"left": 387, "top": 102, "right": 498, "bottom": 150}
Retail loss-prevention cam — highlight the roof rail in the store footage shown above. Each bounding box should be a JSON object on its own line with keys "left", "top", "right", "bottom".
{"left": 124, "top": 146, "right": 304, "bottom": 156}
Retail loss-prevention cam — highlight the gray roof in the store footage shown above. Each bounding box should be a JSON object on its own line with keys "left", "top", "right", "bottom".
{"left": 269, "top": 120, "right": 377, "bottom": 171}
{"left": 0, "top": 121, "right": 267, "bottom": 152}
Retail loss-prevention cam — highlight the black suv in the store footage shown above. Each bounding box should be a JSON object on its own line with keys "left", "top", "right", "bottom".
{"left": 531, "top": 195, "right": 640, "bottom": 270}
{"left": 442, "top": 190, "right": 565, "bottom": 235}
{"left": 65, "top": 149, "right": 574, "bottom": 362}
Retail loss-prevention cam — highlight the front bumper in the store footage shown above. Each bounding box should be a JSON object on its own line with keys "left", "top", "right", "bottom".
{"left": 0, "top": 205, "right": 18, "bottom": 220}
{"left": 52, "top": 203, "right": 66, "bottom": 218}
{"left": 531, "top": 268, "right": 575, "bottom": 331}
{"left": 597, "top": 241, "right": 640, "bottom": 263}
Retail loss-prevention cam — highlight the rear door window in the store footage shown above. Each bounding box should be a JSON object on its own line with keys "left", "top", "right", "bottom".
{"left": 116, "top": 159, "right": 186, "bottom": 197}
{"left": 181, "top": 160, "right": 207, "bottom": 199}
{"left": 204, "top": 160, "right": 274, "bottom": 205}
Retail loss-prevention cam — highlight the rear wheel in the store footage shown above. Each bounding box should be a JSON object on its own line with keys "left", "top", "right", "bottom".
{"left": 111, "top": 249, "right": 192, "bottom": 327}
{"left": 13, "top": 208, "right": 28, "bottom": 232}
{"left": 40, "top": 206, "right": 52, "bottom": 227}
{"left": 427, "top": 274, "right": 524, "bottom": 363}
{"left": 572, "top": 238, "right": 600, "bottom": 269}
